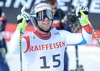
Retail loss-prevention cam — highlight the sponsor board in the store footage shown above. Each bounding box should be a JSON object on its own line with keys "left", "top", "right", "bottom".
{"left": 1, "top": 0, "right": 100, "bottom": 29}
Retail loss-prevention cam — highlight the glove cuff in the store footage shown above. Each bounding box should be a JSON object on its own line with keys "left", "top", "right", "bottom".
{"left": 79, "top": 17, "right": 89, "bottom": 26}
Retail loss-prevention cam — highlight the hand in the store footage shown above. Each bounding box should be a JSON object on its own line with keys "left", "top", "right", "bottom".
{"left": 76, "top": 4, "right": 89, "bottom": 18}
{"left": 17, "top": 6, "right": 30, "bottom": 32}
{"left": 17, "top": 6, "right": 30, "bottom": 24}
{"left": 75, "top": 4, "right": 90, "bottom": 26}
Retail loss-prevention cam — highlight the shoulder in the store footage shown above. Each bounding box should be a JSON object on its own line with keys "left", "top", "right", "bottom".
{"left": 56, "top": 9, "right": 65, "bottom": 18}
{"left": 51, "top": 28, "right": 70, "bottom": 36}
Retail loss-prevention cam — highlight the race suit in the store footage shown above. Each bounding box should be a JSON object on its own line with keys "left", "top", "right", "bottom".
{"left": 9, "top": 23, "right": 92, "bottom": 71}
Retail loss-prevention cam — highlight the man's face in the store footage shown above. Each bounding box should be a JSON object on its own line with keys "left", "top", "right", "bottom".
{"left": 36, "top": 9, "right": 53, "bottom": 32}
{"left": 37, "top": 17, "right": 52, "bottom": 32}
{"left": 49, "top": 3, "right": 57, "bottom": 15}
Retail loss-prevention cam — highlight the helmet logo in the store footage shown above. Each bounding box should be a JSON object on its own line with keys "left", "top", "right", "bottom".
{"left": 37, "top": 5, "right": 49, "bottom": 9}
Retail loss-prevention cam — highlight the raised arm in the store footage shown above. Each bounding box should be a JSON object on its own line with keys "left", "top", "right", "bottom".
{"left": 9, "top": 7, "right": 30, "bottom": 53}
{"left": 65, "top": 5, "right": 92, "bottom": 46}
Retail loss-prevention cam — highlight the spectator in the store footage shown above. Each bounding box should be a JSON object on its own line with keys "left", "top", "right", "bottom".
{"left": 0, "top": 7, "right": 9, "bottom": 71}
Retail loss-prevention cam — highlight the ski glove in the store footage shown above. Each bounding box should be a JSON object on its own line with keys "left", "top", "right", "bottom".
{"left": 76, "top": 4, "right": 88, "bottom": 18}
{"left": 17, "top": 6, "right": 30, "bottom": 33}
{"left": 76, "top": 4, "right": 89, "bottom": 26}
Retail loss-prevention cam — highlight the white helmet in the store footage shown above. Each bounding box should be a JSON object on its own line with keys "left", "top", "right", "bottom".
{"left": 30, "top": 2, "right": 53, "bottom": 32}
{"left": 32, "top": 2, "right": 52, "bottom": 14}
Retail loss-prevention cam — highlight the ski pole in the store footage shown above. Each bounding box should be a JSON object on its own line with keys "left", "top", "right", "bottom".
{"left": 19, "top": 18, "right": 25, "bottom": 71}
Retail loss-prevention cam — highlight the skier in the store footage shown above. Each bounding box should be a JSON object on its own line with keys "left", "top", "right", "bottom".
{"left": 9, "top": 2, "right": 92, "bottom": 71}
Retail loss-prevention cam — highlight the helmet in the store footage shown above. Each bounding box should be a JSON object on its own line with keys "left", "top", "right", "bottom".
{"left": 30, "top": 2, "right": 53, "bottom": 26}
{"left": 31, "top": 2, "right": 52, "bottom": 14}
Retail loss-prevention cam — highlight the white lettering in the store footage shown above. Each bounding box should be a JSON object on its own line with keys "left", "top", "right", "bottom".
{"left": 90, "top": 0, "right": 100, "bottom": 13}
{"left": 0, "top": 1, "right": 4, "bottom": 7}
{"left": 14, "top": 0, "right": 33, "bottom": 9}
{"left": 34, "top": 0, "right": 44, "bottom": 5}
{"left": 57, "top": 0, "right": 70, "bottom": 11}
{"left": 72, "top": 0, "right": 89, "bottom": 7}
{"left": 5, "top": 0, "right": 12, "bottom": 7}
{"left": 0, "top": 0, "right": 100, "bottom": 14}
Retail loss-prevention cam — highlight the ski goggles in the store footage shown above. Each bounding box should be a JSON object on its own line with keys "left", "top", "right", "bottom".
{"left": 36, "top": 9, "right": 53, "bottom": 21}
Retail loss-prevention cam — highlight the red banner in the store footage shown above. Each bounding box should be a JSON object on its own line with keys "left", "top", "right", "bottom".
{"left": 4, "top": 23, "right": 100, "bottom": 47}
{"left": 3, "top": 23, "right": 35, "bottom": 41}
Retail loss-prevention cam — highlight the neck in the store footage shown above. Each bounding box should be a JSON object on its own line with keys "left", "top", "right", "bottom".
{"left": 34, "top": 28, "right": 51, "bottom": 40}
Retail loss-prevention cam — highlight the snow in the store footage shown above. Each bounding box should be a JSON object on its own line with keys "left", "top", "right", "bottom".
{"left": 67, "top": 45, "right": 100, "bottom": 71}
